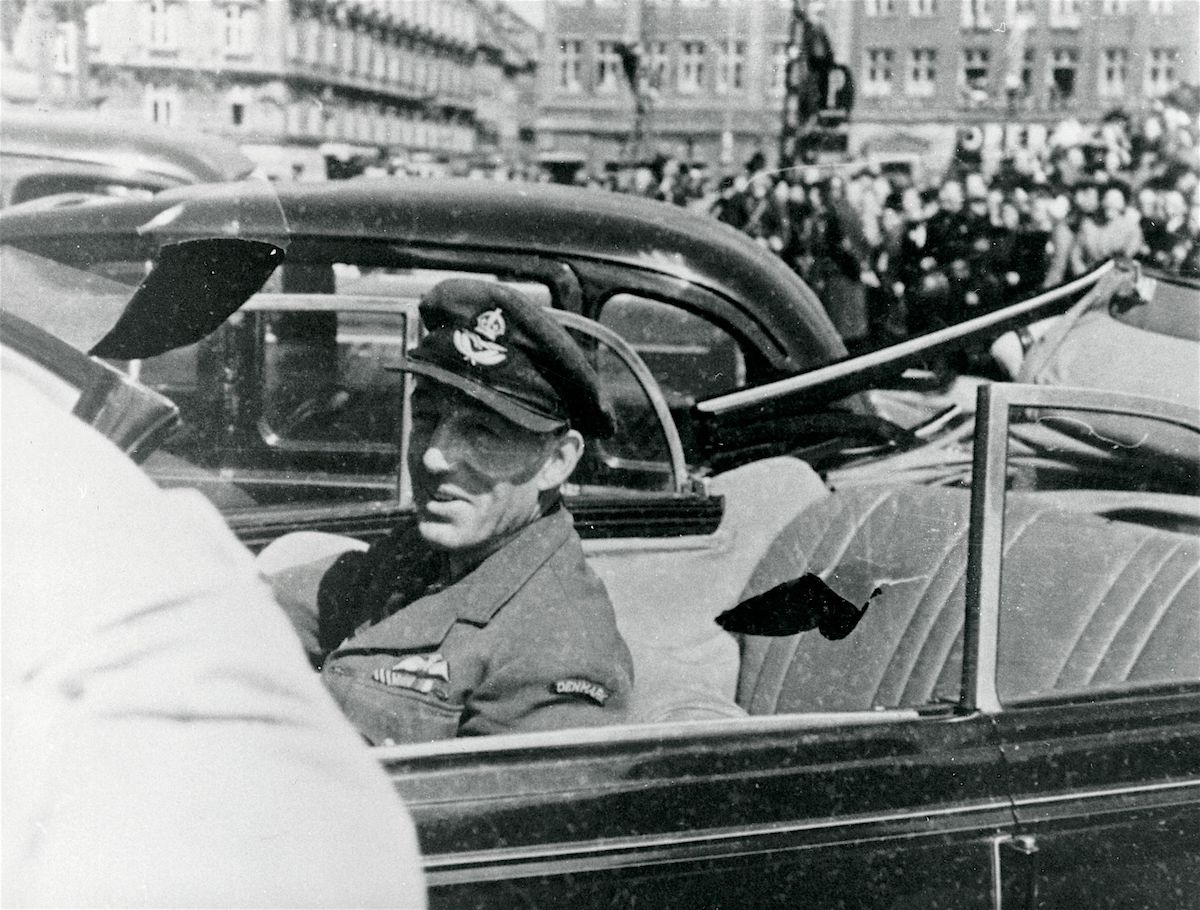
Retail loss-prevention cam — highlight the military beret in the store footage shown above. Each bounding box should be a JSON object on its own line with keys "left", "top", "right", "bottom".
{"left": 394, "top": 279, "right": 615, "bottom": 439}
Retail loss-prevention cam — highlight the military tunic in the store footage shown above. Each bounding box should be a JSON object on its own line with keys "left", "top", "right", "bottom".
{"left": 317, "top": 506, "right": 634, "bottom": 744}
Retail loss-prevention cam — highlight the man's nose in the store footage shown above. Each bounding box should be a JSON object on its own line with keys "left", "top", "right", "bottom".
{"left": 420, "top": 418, "right": 462, "bottom": 473}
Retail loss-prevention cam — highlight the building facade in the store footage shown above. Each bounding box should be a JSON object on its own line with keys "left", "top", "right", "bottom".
{"left": 538, "top": 0, "right": 1198, "bottom": 177}
{"left": 539, "top": 0, "right": 849, "bottom": 175}
{"left": 849, "top": 0, "right": 1199, "bottom": 175}
{"left": 3, "top": 0, "right": 541, "bottom": 178}
{"left": 1, "top": 0, "right": 94, "bottom": 107}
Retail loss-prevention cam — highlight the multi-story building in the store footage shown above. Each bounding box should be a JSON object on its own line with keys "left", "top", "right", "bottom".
{"left": 539, "top": 0, "right": 847, "bottom": 175}
{"left": 538, "top": 0, "right": 1198, "bottom": 177}
{"left": 1, "top": 0, "right": 94, "bottom": 107}
{"left": 3, "top": 0, "right": 540, "bottom": 178}
{"left": 849, "top": 0, "right": 1199, "bottom": 174}
{"left": 474, "top": 1, "right": 541, "bottom": 175}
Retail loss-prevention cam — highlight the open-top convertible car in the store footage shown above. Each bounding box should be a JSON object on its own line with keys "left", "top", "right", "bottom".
{"left": 2, "top": 180, "right": 1197, "bottom": 908}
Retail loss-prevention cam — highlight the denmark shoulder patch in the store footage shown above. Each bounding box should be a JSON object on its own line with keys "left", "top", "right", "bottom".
{"left": 552, "top": 677, "right": 611, "bottom": 706}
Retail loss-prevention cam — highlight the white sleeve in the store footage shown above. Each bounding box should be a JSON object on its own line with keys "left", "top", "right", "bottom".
{"left": 2, "top": 374, "right": 426, "bottom": 909}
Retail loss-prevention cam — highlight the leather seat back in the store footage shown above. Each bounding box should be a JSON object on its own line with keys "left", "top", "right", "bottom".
{"left": 736, "top": 485, "right": 1198, "bottom": 715}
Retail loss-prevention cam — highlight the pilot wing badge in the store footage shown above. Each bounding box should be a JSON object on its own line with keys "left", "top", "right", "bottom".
{"left": 453, "top": 307, "right": 508, "bottom": 367}
{"left": 373, "top": 652, "right": 451, "bottom": 697}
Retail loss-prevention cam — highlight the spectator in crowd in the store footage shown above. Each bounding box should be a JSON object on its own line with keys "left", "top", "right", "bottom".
{"left": 1072, "top": 180, "right": 1145, "bottom": 274}
{"left": 491, "top": 93, "right": 1199, "bottom": 349}
{"left": 1144, "top": 188, "right": 1192, "bottom": 271}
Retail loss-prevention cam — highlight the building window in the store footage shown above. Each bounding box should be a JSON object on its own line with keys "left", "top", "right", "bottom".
{"left": 961, "top": 0, "right": 993, "bottom": 28}
{"left": 144, "top": 85, "right": 178, "bottom": 125}
{"left": 866, "top": 0, "right": 897, "bottom": 14}
{"left": 373, "top": 39, "right": 387, "bottom": 81}
{"left": 1049, "top": 48, "right": 1079, "bottom": 103}
{"left": 770, "top": 41, "right": 788, "bottom": 96}
{"left": 909, "top": 0, "right": 936, "bottom": 15}
{"left": 961, "top": 47, "right": 990, "bottom": 104}
{"left": 322, "top": 23, "right": 337, "bottom": 67}
{"left": 1146, "top": 48, "right": 1178, "bottom": 97}
{"left": 863, "top": 48, "right": 894, "bottom": 97}
{"left": 1098, "top": 48, "right": 1128, "bottom": 98}
{"left": 1011, "top": 0, "right": 1036, "bottom": 13}
{"left": 1100, "top": 0, "right": 1129, "bottom": 13}
{"left": 222, "top": 3, "right": 255, "bottom": 55}
{"left": 54, "top": 21, "right": 78, "bottom": 75}
{"left": 1048, "top": 0, "right": 1081, "bottom": 28}
{"left": 596, "top": 40, "right": 621, "bottom": 93}
{"left": 716, "top": 40, "right": 745, "bottom": 93}
{"left": 907, "top": 48, "right": 936, "bottom": 96}
{"left": 231, "top": 102, "right": 245, "bottom": 126}
{"left": 146, "top": 0, "right": 174, "bottom": 49}
{"left": 646, "top": 41, "right": 668, "bottom": 89}
{"left": 558, "top": 39, "right": 582, "bottom": 92}
{"left": 678, "top": 41, "right": 705, "bottom": 94}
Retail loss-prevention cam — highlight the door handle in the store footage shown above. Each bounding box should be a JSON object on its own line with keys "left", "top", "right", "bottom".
{"left": 991, "top": 833, "right": 1039, "bottom": 910}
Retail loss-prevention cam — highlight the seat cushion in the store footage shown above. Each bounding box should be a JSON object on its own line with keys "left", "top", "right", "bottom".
{"left": 587, "top": 456, "right": 830, "bottom": 723}
{"left": 736, "top": 485, "right": 1198, "bottom": 715}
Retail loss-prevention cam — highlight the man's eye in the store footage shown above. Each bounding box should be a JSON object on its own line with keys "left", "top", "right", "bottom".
{"left": 465, "top": 421, "right": 500, "bottom": 440}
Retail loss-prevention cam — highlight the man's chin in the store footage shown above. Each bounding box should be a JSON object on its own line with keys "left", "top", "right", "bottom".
{"left": 415, "top": 518, "right": 473, "bottom": 553}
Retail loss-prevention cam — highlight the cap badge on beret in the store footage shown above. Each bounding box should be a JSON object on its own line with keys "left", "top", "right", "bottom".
{"left": 453, "top": 307, "right": 508, "bottom": 367}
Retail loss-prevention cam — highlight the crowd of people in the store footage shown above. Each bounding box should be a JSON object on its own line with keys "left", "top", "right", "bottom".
{"left": 576, "top": 98, "right": 1200, "bottom": 354}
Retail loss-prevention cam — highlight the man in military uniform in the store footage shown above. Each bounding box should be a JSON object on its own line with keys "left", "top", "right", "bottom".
{"left": 307, "top": 279, "right": 633, "bottom": 745}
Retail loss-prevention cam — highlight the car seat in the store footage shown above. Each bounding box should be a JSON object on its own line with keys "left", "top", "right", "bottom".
{"left": 736, "top": 485, "right": 1198, "bottom": 714}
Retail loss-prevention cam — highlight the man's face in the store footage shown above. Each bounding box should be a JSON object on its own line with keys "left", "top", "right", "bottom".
{"left": 939, "top": 182, "right": 963, "bottom": 213}
{"left": 1074, "top": 186, "right": 1099, "bottom": 214}
{"left": 408, "top": 382, "right": 556, "bottom": 557}
{"left": 1101, "top": 188, "right": 1126, "bottom": 221}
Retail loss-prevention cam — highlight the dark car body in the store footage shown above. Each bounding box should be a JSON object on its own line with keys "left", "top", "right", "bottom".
{"left": 0, "top": 108, "right": 256, "bottom": 206}
{"left": 2, "top": 182, "right": 1197, "bottom": 908}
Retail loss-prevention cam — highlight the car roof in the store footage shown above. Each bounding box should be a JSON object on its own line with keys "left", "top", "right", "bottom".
{"left": 0, "top": 108, "right": 257, "bottom": 186}
{"left": 0, "top": 178, "right": 843, "bottom": 372}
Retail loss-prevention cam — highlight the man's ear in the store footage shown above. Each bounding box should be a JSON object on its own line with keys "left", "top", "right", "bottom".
{"left": 535, "top": 429, "right": 585, "bottom": 492}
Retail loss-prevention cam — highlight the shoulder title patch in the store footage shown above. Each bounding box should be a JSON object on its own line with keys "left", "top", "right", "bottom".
{"left": 552, "top": 677, "right": 611, "bottom": 706}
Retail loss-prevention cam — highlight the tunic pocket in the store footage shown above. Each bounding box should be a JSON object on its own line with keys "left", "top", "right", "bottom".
{"left": 324, "top": 665, "right": 464, "bottom": 745}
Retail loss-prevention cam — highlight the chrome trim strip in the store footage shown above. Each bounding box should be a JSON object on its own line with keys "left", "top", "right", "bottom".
{"left": 1011, "top": 776, "right": 1200, "bottom": 808}
{"left": 963, "top": 383, "right": 1008, "bottom": 715}
{"left": 421, "top": 798, "right": 1016, "bottom": 872}
{"left": 697, "top": 263, "right": 1114, "bottom": 416}
{"left": 551, "top": 310, "right": 691, "bottom": 495}
{"left": 418, "top": 778, "right": 1200, "bottom": 877}
{"left": 377, "top": 707, "right": 926, "bottom": 761}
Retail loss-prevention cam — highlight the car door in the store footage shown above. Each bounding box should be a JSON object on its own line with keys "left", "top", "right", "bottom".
{"left": 384, "top": 710, "right": 1012, "bottom": 909}
{"left": 377, "top": 390, "right": 1027, "bottom": 908}
{"left": 968, "top": 382, "right": 1200, "bottom": 908}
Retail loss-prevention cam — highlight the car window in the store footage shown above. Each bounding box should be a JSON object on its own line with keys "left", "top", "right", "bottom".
{"left": 565, "top": 322, "right": 676, "bottom": 493}
{"left": 138, "top": 298, "right": 411, "bottom": 512}
{"left": 259, "top": 309, "right": 406, "bottom": 450}
{"left": 598, "top": 295, "right": 748, "bottom": 467}
{"left": 985, "top": 388, "right": 1200, "bottom": 706}
{"left": 599, "top": 295, "right": 748, "bottom": 403}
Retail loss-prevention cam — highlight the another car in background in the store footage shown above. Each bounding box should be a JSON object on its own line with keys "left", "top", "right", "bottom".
{"left": 0, "top": 107, "right": 256, "bottom": 207}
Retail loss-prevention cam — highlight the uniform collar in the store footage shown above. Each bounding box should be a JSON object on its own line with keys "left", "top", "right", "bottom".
{"left": 344, "top": 507, "right": 574, "bottom": 651}
{"left": 452, "top": 504, "right": 574, "bottom": 625}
